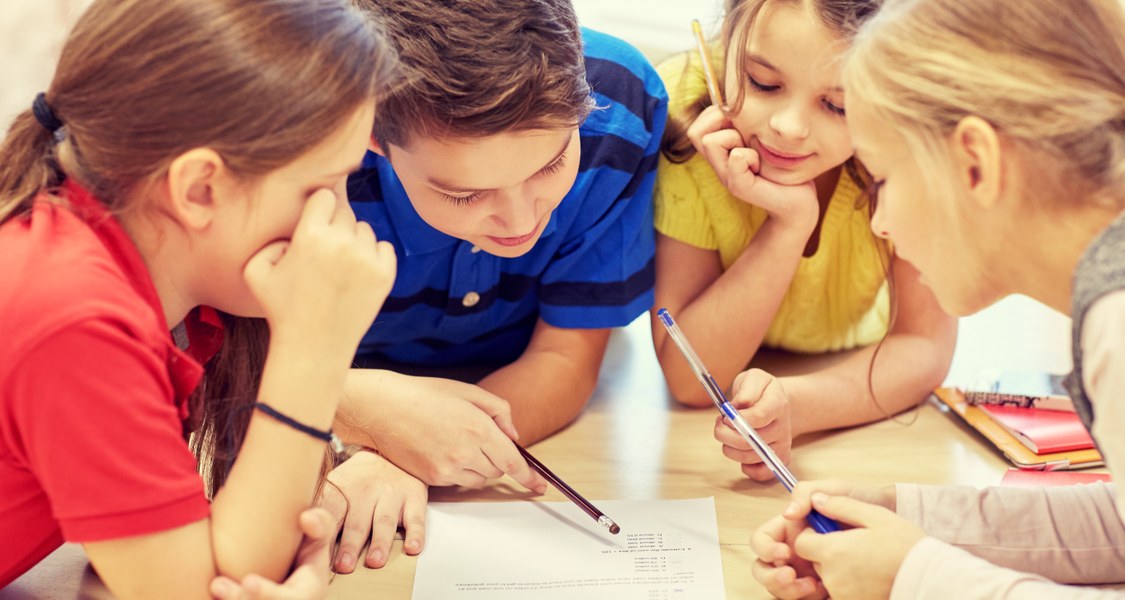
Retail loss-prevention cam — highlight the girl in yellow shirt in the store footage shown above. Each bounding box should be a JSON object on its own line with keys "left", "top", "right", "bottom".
{"left": 652, "top": 0, "right": 957, "bottom": 481}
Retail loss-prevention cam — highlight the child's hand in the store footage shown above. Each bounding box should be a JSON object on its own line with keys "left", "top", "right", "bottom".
{"left": 318, "top": 450, "right": 427, "bottom": 572}
{"left": 347, "top": 370, "right": 549, "bottom": 493}
{"left": 687, "top": 106, "right": 819, "bottom": 232}
{"left": 715, "top": 368, "right": 793, "bottom": 481}
{"left": 209, "top": 508, "right": 335, "bottom": 600}
{"left": 243, "top": 188, "right": 397, "bottom": 355}
{"left": 750, "top": 480, "right": 897, "bottom": 598}
{"left": 750, "top": 513, "right": 826, "bottom": 600}
{"left": 790, "top": 493, "right": 925, "bottom": 600}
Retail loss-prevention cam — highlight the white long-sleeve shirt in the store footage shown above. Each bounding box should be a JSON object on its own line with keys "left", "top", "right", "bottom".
{"left": 891, "top": 291, "right": 1125, "bottom": 599}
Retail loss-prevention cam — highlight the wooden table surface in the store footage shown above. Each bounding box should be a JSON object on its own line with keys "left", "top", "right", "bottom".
{"left": 2, "top": 318, "right": 1016, "bottom": 599}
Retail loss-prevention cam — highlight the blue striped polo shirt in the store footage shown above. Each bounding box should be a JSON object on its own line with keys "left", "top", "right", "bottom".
{"left": 346, "top": 28, "right": 668, "bottom": 367}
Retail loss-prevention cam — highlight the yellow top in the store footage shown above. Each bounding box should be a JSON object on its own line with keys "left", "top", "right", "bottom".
{"left": 654, "top": 52, "right": 889, "bottom": 353}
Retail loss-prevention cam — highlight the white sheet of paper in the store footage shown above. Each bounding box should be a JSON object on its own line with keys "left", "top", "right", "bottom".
{"left": 411, "top": 497, "right": 726, "bottom": 600}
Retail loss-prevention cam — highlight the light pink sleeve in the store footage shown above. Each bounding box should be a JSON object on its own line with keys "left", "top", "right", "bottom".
{"left": 1084, "top": 291, "right": 1125, "bottom": 519}
{"left": 892, "top": 537, "right": 1125, "bottom": 600}
{"left": 889, "top": 291, "right": 1125, "bottom": 598}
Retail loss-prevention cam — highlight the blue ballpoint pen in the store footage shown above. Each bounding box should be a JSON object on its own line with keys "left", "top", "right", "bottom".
{"left": 657, "top": 308, "right": 840, "bottom": 534}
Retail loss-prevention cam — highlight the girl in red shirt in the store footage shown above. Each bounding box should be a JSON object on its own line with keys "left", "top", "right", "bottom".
{"left": 0, "top": 0, "right": 397, "bottom": 597}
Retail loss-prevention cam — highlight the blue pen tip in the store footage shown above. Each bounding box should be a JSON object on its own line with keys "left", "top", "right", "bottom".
{"left": 656, "top": 308, "right": 672, "bottom": 326}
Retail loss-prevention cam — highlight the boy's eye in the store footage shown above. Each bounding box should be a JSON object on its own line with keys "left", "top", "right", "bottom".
{"left": 747, "top": 75, "right": 779, "bottom": 92}
{"left": 440, "top": 191, "right": 483, "bottom": 206}
{"left": 538, "top": 154, "right": 567, "bottom": 177}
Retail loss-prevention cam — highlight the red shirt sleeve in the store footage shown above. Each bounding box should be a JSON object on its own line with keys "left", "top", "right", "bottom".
{"left": 5, "top": 316, "right": 210, "bottom": 541}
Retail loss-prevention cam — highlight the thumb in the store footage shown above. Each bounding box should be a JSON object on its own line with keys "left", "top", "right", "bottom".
{"left": 809, "top": 493, "right": 888, "bottom": 529}
{"left": 299, "top": 507, "right": 336, "bottom": 541}
{"left": 731, "top": 369, "right": 772, "bottom": 409}
{"left": 243, "top": 240, "right": 289, "bottom": 290}
{"left": 728, "top": 147, "right": 759, "bottom": 182}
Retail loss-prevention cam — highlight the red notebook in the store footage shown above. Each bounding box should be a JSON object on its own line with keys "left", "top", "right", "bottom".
{"left": 978, "top": 404, "right": 1095, "bottom": 454}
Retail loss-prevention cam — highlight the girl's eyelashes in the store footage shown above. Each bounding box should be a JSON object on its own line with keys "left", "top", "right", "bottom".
{"left": 867, "top": 179, "right": 886, "bottom": 207}
{"left": 822, "top": 99, "right": 846, "bottom": 116}
{"left": 747, "top": 75, "right": 780, "bottom": 92}
{"left": 747, "top": 74, "right": 846, "bottom": 117}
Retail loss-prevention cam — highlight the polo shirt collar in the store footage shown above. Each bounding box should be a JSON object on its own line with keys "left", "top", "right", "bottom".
{"left": 61, "top": 180, "right": 223, "bottom": 368}
{"left": 365, "top": 151, "right": 560, "bottom": 257}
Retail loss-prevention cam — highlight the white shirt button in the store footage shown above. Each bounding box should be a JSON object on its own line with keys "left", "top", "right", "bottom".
{"left": 470, "top": 245, "right": 482, "bottom": 253}
{"left": 462, "top": 291, "right": 481, "bottom": 307}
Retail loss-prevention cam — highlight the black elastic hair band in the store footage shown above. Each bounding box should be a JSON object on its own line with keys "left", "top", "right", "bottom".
{"left": 254, "top": 402, "right": 344, "bottom": 453}
{"left": 32, "top": 93, "right": 64, "bottom": 134}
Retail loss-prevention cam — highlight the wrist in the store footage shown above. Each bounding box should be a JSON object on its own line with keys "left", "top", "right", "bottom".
{"left": 257, "top": 339, "right": 349, "bottom": 428}
{"left": 764, "top": 211, "right": 817, "bottom": 242}
{"left": 776, "top": 375, "right": 806, "bottom": 435}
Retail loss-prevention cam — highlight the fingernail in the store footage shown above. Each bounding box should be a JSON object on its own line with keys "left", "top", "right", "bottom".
{"left": 211, "top": 580, "right": 231, "bottom": 596}
{"left": 811, "top": 493, "right": 828, "bottom": 508}
{"left": 337, "top": 552, "right": 354, "bottom": 570}
{"left": 406, "top": 540, "right": 420, "bottom": 552}
{"left": 368, "top": 549, "right": 384, "bottom": 566}
{"left": 783, "top": 501, "right": 798, "bottom": 517}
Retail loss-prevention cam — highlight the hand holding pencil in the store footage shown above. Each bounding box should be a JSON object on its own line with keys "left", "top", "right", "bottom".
{"left": 517, "top": 444, "right": 620, "bottom": 535}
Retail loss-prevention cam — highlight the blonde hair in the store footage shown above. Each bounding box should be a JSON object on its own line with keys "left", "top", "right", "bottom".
{"left": 845, "top": 0, "right": 1125, "bottom": 208}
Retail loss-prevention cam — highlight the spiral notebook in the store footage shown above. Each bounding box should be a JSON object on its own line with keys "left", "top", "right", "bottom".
{"left": 931, "top": 387, "right": 1102, "bottom": 471}
{"left": 962, "top": 370, "right": 1074, "bottom": 412}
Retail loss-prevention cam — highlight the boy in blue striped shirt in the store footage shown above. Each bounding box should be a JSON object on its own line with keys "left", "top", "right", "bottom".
{"left": 321, "top": 0, "right": 668, "bottom": 572}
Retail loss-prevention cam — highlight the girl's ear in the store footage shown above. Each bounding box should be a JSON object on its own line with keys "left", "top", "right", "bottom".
{"left": 948, "top": 116, "right": 1003, "bottom": 210}
{"left": 164, "top": 148, "right": 227, "bottom": 231}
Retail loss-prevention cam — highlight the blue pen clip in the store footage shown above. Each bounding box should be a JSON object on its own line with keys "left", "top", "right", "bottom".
{"left": 657, "top": 308, "right": 840, "bottom": 534}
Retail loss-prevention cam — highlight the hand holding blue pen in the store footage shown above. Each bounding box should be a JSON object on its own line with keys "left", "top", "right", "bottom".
{"left": 656, "top": 308, "right": 840, "bottom": 534}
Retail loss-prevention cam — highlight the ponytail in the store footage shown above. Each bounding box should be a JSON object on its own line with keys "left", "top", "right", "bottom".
{"left": 0, "top": 104, "right": 64, "bottom": 223}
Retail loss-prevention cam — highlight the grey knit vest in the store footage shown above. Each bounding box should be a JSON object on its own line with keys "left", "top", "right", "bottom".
{"left": 1066, "top": 211, "right": 1125, "bottom": 435}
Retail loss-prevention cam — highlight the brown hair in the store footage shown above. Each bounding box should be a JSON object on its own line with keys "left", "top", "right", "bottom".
{"left": 355, "top": 0, "right": 596, "bottom": 148}
{"left": 0, "top": 0, "right": 397, "bottom": 495}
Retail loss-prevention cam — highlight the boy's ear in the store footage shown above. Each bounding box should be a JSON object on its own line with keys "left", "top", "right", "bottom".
{"left": 948, "top": 116, "right": 1003, "bottom": 210}
{"left": 164, "top": 148, "right": 227, "bottom": 231}
{"left": 369, "top": 135, "right": 386, "bottom": 156}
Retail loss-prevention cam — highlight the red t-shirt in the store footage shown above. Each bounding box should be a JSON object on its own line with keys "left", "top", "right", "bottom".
{"left": 0, "top": 182, "right": 221, "bottom": 586}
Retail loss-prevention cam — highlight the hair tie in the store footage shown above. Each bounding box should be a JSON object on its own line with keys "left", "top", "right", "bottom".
{"left": 32, "top": 93, "right": 64, "bottom": 134}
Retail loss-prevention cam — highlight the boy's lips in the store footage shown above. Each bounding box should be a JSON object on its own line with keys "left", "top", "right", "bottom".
{"left": 487, "top": 221, "right": 541, "bottom": 247}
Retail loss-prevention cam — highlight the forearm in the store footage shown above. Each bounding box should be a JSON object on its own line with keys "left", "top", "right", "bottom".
{"left": 656, "top": 218, "right": 807, "bottom": 406}
{"left": 477, "top": 347, "right": 599, "bottom": 444}
{"left": 784, "top": 330, "right": 954, "bottom": 435}
{"left": 334, "top": 368, "right": 396, "bottom": 448}
{"left": 209, "top": 336, "right": 349, "bottom": 579}
{"left": 897, "top": 483, "right": 1125, "bottom": 585}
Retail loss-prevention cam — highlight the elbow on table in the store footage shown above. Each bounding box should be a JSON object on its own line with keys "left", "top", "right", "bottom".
{"left": 665, "top": 378, "right": 718, "bottom": 408}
